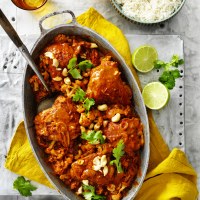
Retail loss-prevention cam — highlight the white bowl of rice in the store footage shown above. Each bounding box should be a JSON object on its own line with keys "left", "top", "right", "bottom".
{"left": 111, "top": 0, "right": 185, "bottom": 24}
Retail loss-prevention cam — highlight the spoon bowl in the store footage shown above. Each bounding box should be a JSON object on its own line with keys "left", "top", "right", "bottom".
{"left": 37, "top": 93, "right": 59, "bottom": 113}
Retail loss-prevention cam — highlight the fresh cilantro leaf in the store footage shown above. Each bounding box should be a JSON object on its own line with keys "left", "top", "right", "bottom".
{"left": 69, "top": 68, "right": 82, "bottom": 79}
{"left": 112, "top": 140, "right": 125, "bottom": 160}
{"left": 170, "top": 55, "right": 184, "bottom": 68}
{"left": 159, "top": 71, "right": 171, "bottom": 82}
{"left": 67, "top": 57, "right": 82, "bottom": 79}
{"left": 83, "top": 192, "right": 93, "bottom": 200}
{"left": 159, "top": 71, "right": 175, "bottom": 90}
{"left": 73, "top": 87, "right": 86, "bottom": 102}
{"left": 67, "top": 57, "right": 77, "bottom": 69}
{"left": 164, "top": 63, "right": 172, "bottom": 71}
{"left": 92, "top": 195, "right": 107, "bottom": 200}
{"left": 164, "top": 81, "right": 175, "bottom": 90}
{"left": 13, "top": 176, "right": 37, "bottom": 197}
{"left": 81, "top": 130, "right": 105, "bottom": 144}
{"left": 82, "top": 184, "right": 106, "bottom": 200}
{"left": 83, "top": 184, "right": 95, "bottom": 193}
{"left": 154, "top": 55, "right": 184, "bottom": 90}
{"left": 154, "top": 55, "right": 184, "bottom": 70}
{"left": 83, "top": 98, "right": 95, "bottom": 112}
{"left": 154, "top": 60, "right": 167, "bottom": 69}
{"left": 159, "top": 69, "right": 181, "bottom": 90}
{"left": 178, "top": 59, "right": 184, "bottom": 65}
{"left": 171, "top": 69, "right": 181, "bottom": 78}
{"left": 78, "top": 60, "right": 94, "bottom": 71}
{"left": 110, "top": 139, "right": 125, "bottom": 173}
{"left": 170, "top": 55, "right": 179, "bottom": 67}
{"left": 93, "top": 131, "right": 105, "bottom": 144}
{"left": 72, "top": 88, "right": 94, "bottom": 113}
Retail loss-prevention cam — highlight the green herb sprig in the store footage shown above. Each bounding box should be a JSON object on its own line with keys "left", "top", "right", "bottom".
{"left": 67, "top": 58, "right": 94, "bottom": 79}
{"left": 13, "top": 176, "right": 37, "bottom": 197}
{"left": 67, "top": 57, "right": 82, "bottom": 79}
{"left": 110, "top": 139, "right": 125, "bottom": 173}
{"left": 78, "top": 60, "right": 93, "bottom": 71}
{"left": 83, "top": 98, "right": 95, "bottom": 112}
{"left": 72, "top": 87, "right": 95, "bottom": 112}
{"left": 154, "top": 55, "right": 184, "bottom": 90}
{"left": 73, "top": 87, "right": 86, "bottom": 102}
{"left": 82, "top": 184, "right": 106, "bottom": 200}
{"left": 81, "top": 130, "right": 105, "bottom": 144}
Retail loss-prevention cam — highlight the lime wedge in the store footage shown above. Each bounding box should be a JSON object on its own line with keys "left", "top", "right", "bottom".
{"left": 142, "top": 82, "right": 170, "bottom": 110}
{"left": 132, "top": 45, "right": 158, "bottom": 73}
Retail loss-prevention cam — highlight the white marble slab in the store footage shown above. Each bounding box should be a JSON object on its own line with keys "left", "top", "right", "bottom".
{"left": 0, "top": 0, "right": 200, "bottom": 198}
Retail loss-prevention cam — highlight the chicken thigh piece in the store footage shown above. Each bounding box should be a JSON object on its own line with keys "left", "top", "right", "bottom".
{"left": 34, "top": 96, "right": 80, "bottom": 148}
{"left": 86, "top": 58, "right": 132, "bottom": 105}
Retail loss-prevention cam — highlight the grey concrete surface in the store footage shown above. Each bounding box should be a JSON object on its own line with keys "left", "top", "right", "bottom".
{"left": 0, "top": 0, "right": 199, "bottom": 199}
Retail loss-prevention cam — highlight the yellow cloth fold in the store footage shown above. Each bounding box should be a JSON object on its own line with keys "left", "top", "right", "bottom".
{"left": 136, "top": 148, "right": 198, "bottom": 200}
{"left": 5, "top": 121, "right": 53, "bottom": 188}
{"left": 5, "top": 7, "right": 198, "bottom": 200}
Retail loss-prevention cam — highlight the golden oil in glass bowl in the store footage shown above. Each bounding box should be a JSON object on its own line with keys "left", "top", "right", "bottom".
{"left": 11, "top": 0, "right": 48, "bottom": 10}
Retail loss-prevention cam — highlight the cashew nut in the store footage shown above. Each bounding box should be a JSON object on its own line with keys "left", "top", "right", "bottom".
{"left": 97, "top": 104, "right": 108, "bottom": 111}
{"left": 111, "top": 113, "right": 121, "bottom": 123}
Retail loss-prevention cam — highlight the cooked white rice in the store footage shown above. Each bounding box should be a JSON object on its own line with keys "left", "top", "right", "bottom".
{"left": 115, "top": 0, "right": 183, "bottom": 22}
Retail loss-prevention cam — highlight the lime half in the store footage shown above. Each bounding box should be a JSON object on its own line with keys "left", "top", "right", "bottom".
{"left": 142, "top": 82, "right": 170, "bottom": 110}
{"left": 132, "top": 45, "right": 158, "bottom": 73}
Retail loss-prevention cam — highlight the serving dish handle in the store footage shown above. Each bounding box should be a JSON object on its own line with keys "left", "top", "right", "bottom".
{"left": 39, "top": 10, "right": 77, "bottom": 34}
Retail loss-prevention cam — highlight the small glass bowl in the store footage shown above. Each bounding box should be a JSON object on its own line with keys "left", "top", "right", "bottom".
{"left": 11, "top": 0, "right": 48, "bottom": 11}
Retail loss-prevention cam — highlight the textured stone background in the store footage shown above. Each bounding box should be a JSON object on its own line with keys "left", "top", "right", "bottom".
{"left": 0, "top": 0, "right": 199, "bottom": 199}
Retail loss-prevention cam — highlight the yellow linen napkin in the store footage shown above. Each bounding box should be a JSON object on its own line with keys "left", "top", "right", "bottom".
{"left": 5, "top": 8, "right": 198, "bottom": 199}
{"left": 5, "top": 121, "right": 53, "bottom": 188}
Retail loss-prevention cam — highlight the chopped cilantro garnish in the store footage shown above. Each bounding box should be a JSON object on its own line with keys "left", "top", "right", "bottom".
{"left": 13, "top": 176, "right": 37, "bottom": 197}
{"left": 83, "top": 98, "right": 95, "bottom": 112}
{"left": 110, "top": 139, "right": 125, "bottom": 173}
{"left": 81, "top": 130, "right": 105, "bottom": 144}
{"left": 154, "top": 60, "right": 167, "bottom": 69}
{"left": 67, "top": 57, "right": 82, "bottom": 79}
{"left": 154, "top": 55, "right": 184, "bottom": 90}
{"left": 69, "top": 68, "right": 82, "bottom": 79}
{"left": 171, "top": 69, "right": 181, "bottom": 78}
{"left": 72, "top": 87, "right": 95, "bottom": 112}
{"left": 159, "top": 71, "right": 175, "bottom": 90}
{"left": 67, "top": 57, "right": 77, "bottom": 69}
{"left": 73, "top": 87, "right": 86, "bottom": 102}
{"left": 171, "top": 55, "right": 184, "bottom": 67}
{"left": 78, "top": 60, "right": 94, "bottom": 71}
{"left": 82, "top": 184, "right": 106, "bottom": 200}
